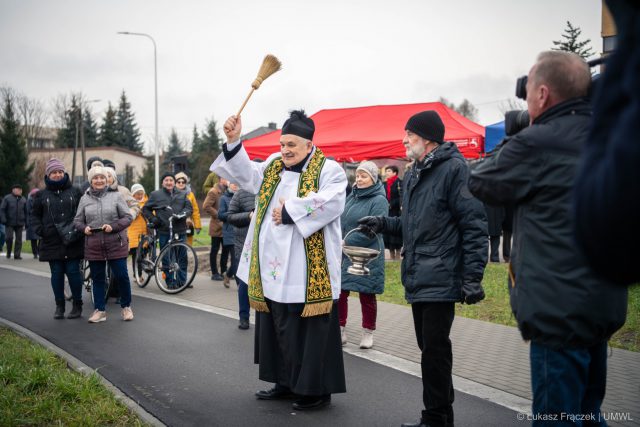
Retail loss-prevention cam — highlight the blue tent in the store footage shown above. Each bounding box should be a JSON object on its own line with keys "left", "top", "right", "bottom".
{"left": 484, "top": 121, "right": 505, "bottom": 153}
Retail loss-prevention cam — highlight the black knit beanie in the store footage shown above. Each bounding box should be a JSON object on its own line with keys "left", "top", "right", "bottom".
{"left": 281, "top": 110, "right": 315, "bottom": 140}
{"left": 405, "top": 111, "right": 445, "bottom": 143}
{"left": 161, "top": 171, "right": 175, "bottom": 182}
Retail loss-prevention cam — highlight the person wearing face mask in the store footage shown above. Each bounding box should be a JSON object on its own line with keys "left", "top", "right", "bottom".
{"left": 338, "top": 161, "right": 388, "bottom": 350}
{"left": 174, "top": 171, "right": 202, "bottom": 247}
{"left": 30, "top": 158, "right": 85, "bottom": 319}
{"left": 358, "top": 111, "right": 488, "bottom": 427}
{"left": 211, "top": 110, "right": 347, "bottom": 411}
{"left": 74, "top": 166, "right": 134, "bottom": 323}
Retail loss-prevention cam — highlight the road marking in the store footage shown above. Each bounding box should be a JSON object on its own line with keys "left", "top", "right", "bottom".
{"left": 1, "top": 264, "right": 532, "bottom": 415}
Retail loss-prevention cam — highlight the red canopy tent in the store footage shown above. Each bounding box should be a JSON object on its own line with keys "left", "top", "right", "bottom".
{"left": 242, "top": 102, "right": 485, "bottom": 162}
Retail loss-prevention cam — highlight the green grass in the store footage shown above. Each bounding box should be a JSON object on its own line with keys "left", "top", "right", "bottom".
{"left": 378, "top": 261, "right": 639, "bottom": 352}
{"left": 0, "top": 327, "right": 146, "bottom": 426}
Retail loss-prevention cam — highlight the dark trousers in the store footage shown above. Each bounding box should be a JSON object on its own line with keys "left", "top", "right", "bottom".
{"left": 236, "top": 277, "right": 250, "bottom": 320}
{"left": 489, "top": 235, "right": 501, "bottom": 262}
{"left": 411, "top": 302, "right": 455, "bottom": 427}
{"left": 31, "top": 239, "right": 40, "bottom": 257}
{"left": 5, "top": 225, "right": 23, "bottom": 257}
{"left": 502, "top": 230, "right": 512, "bottom": 260}
{"left": 530, "top": 341, "right": 608, "bottom": 427}
{"left": 89, "top": 258, "right": 131, "bottom": 311}
{"left": 210, "top": 236, "right": 231, "bottom": 275}
{"left": 225, "top": 246, "right": 237, "bottom": 277}
{"left": 49, "top": 259, "right": 83, "bottom": 302}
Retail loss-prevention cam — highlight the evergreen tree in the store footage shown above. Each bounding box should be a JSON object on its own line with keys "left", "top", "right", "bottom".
{"left": 552, "top": 21, "right": 594, "bottom": 59}
{"left": 138, "top": 155, "right": 156, "bottom": 192}
{"left": 98, "top": 102, "right": 118, "bottom": 147}
{"left": 190, "top": 118, "right": 222, "bottom": 198}
{"left": 0, "top": 96, "right": 34, "bottom": 195}
{"left": 83, "top": 109, "right": 98, "bottom": 148}
{"left": 164, "top": 128, "right": 183, "bottom": 164}
{"left": 114, "top": 91, "right": 143, "bottom": 153}
{"left": 55, "top": 96, "right": 80, "bottom": 148}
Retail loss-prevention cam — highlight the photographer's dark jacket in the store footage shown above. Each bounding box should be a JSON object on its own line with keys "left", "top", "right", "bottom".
{"left": 30, "top": 174, "right": 84, "bottom": 261}
{"left": 468, "top": 98, "right": 628, "bottom": 349}
{"left": 384, "top": 142, "right": 488, "bottom": 303}
{"left": 142, "top": 187, "right": 193, "bottom": 234}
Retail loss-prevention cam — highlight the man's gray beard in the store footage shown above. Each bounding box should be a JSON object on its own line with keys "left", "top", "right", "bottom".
{"left": 406, "top": 144, "right": 426, "bottom": 160}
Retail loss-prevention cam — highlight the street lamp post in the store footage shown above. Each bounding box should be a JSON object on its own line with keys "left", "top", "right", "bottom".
{"left": 117, "top": 31, "right": 159, "bottom": 190}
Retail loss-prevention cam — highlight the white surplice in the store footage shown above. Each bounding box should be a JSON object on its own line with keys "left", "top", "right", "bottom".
{"left": 210, "top": 144, "right": 347, "bottom": 304}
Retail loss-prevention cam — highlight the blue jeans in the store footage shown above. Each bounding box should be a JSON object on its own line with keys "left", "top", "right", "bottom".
{"left": 530, "top": 341, "right": 608, "bottom": 427}
{"left": 89, "top": 258, "right": 131, "bottom": 311}
{"left": 49, "top": 259, "right": 83, "bottom": 302}
{"left": 158, "top": 233, "right": 187, "bottom": 288}
{"left": 236, "top": 277, "right": 249, "bottom": 320}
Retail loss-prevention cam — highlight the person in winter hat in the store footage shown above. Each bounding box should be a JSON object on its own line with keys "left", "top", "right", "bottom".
{"left": 29, "top": 157, "right": 85, "bottom": 319}
{"left": 338, "top": 160, "right": 388, "bottom": 350}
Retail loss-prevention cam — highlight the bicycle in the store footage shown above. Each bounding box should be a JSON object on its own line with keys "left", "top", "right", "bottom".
{"left": 133, "top": 210, "right": 198, "bottom": 294}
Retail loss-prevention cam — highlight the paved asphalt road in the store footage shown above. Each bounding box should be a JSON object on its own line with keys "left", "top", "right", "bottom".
{"left": 0, "top": 268, "right": 519, "bottom": 426}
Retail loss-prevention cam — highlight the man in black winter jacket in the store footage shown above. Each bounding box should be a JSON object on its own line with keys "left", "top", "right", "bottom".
{"left": 0, "top": 184, "right": 28, "bottom": 259}
{"left": 468, "top": 51, "right": 628, "bottom": 423}
{"left": 359, "top": 111, "right": 488, "bottom": 427}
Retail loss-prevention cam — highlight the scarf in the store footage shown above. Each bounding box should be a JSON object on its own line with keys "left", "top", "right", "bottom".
{"left": 385, "top": 175, "right": 398, "bottom": 200}
{"left": 248, "top": 148, "right": 333, "bottom": 317}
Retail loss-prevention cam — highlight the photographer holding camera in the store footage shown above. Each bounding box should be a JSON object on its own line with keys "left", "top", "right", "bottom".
{"left": 468, "top": 51, "right": 628, "bottom": 422}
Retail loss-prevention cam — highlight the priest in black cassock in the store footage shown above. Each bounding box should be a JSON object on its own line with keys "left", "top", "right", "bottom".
{"left": 210, "top": 110, "right": 347, "bottom": 410}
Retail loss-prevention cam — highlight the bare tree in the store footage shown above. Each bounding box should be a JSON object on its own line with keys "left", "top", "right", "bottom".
{"left": 457, "top": 99, "right": 478, "bottom": 121}
{"left": 498, "top": 98, "right": 527, "bottom": 115}
{"left": 17, "top": 95, "right": 48, "bottom": 149}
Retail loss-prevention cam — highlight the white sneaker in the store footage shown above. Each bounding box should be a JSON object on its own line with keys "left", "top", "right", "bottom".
{"left": 341, "top": 326, "right": 347, "bottom": 346}
{"left": 88, "top": 310, "right": 106, "bottom": 323}
{"left": 359, "top": 328, "right": 374, "bottom": 349}
{"left": 121, "top": 307, "right": 134, "bottom": 321}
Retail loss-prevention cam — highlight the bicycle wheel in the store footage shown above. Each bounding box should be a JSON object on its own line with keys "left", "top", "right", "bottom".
{"left": 154, "top": 242, "right": 198, "bottom": 294}
{"left": 134, "top": 236, "right": 154, "bottom": 288}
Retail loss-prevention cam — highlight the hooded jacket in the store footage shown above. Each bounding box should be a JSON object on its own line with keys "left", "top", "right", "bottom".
{"left": 384, "top": 142, "right": 488, "bottom": 303}
{"left": 469, "top": 98, "right": 628, "bottom": 349}
{"left": 341, "top": 180, "right": 388, "bottom": 294}
{"left": 30, "top": 174, "right": 84, "bottom": 261}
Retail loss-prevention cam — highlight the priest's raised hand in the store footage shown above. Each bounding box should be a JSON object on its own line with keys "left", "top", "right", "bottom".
{"left": 223, "top": 115, "right": 242, "bottom": 143}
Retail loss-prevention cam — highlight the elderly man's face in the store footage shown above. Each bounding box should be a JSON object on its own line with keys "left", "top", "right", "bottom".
{"left": 280, "top": 135, "right": 313, "bottom": 168}
{"left": 163, "top": 176, "right": 175, "bottom": 191}
{"left": 403, "top": 130, "right": 428, "bottom": 161}
{"left": 525, "top": 64, "right": 550, "bottom": 123}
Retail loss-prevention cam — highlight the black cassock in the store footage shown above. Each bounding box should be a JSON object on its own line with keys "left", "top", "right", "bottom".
{"left": 254, "top": 299, "right": 346, "bottom": 396}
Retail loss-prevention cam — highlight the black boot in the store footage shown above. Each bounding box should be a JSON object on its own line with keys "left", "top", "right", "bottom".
{"left": 54, "top": 299, "right": 65, "bottom": 319}
{"left": 67, "top": 300, "right": 83, "bottom": 319}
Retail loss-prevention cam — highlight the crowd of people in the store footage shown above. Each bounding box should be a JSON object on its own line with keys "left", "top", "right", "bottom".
{"left": 1, "top": 30, "right": 636, "bottom": 423}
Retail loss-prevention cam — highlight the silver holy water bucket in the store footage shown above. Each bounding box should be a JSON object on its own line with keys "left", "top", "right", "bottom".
{"left": 342, "top": 227, "right": 383, "bottom": 276}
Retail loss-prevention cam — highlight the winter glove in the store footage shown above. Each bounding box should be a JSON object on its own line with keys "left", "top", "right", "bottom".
{"left": 462, "top": 281, "right": 485, "bottom": 304}
{"left": 150, "top": 216, "right": 162, "bottom": 228}
{"left": 357, "top": 216, "right": 385, "bottom": 238}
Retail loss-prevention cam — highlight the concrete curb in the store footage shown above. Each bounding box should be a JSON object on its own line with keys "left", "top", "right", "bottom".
{"left": 0, "top": 316, "right": 165, "bottom": 427}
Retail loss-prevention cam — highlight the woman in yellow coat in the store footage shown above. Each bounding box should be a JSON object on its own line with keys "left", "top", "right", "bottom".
{"left": 175, "top": 172, "right": 201, "bottom": 246}
{"left": 128, "top": 184, "right": 148, "bottom": 275}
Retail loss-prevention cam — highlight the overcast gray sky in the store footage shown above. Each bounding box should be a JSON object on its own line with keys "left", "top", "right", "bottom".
{"left": 1, "top": 0, "right": 601, "bottom": 153}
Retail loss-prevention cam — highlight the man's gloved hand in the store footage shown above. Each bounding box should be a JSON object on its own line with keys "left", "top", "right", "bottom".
{"left": 357, "top": 216, "right": 385, "bottom": 238}
{"left": 150, "top": 216, "right": 162, "bottom": 228}
{"left": 462, "top": 282, "right": 485, "bottom": 304}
